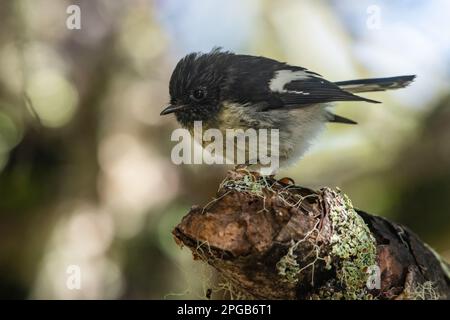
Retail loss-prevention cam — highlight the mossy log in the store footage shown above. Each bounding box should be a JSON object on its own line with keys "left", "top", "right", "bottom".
{"left": 172, "top": 170, "right": 450, "bottom": 300}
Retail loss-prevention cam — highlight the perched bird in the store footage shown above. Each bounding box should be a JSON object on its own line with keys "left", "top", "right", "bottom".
{"left": 161, "top": 49, "right": 415, "bottom": 172}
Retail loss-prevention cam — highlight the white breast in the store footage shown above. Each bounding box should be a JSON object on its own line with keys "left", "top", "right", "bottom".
{"left": 276, "top": 104, "right": 330, "bottom": 169}
{"left": 218, "top": 102, "right": 331, "bottom": 173}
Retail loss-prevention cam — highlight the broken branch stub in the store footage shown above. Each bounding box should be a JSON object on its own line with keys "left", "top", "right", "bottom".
{"left": 172, "top": 170, "right": 450, "bottom": 300}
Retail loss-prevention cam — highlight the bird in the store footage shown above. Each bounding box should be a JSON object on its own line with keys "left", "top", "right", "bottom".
{"left": 161, "top": 48, "right": 415, "bottom": 173}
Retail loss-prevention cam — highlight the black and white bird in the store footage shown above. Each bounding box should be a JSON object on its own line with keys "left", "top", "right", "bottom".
{"left": 161, "top": 49, "right": 415, "bottom": 171}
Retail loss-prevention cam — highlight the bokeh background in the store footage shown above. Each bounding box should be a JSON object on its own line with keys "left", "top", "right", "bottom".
{"left": 0, "top": 0, "right": 449, "bottom": 299}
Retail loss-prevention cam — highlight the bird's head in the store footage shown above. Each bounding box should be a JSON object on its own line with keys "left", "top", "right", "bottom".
{"left": 161, "top": 50, "right": 233, "bottom": 128}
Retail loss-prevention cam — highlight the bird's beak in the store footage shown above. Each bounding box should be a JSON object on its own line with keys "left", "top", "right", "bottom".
{"left": 160, "top": 104, "right": 186, "bottom": 116}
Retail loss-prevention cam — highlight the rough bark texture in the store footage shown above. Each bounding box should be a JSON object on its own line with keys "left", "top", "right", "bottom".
{"left": 173, "top": 170, "right": 450, "bottom": 300}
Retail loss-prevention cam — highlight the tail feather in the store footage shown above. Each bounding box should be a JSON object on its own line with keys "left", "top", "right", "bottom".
{"left": 335, "top": 75, "right": 416, "bottom": 93}
{"left": 328, "top": 113, "right": 357, "bottom": 125}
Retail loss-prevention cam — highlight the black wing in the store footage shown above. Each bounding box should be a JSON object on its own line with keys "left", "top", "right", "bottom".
{"left": 223, "top": 54, "right": 380, "bottom": 110}
{"left": 272, "top": 72, "right": 380, "bottom": 109}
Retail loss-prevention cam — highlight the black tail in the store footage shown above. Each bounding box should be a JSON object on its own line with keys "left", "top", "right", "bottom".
{"left": 328, "top": 113, "right": 358, "bottom": 125}
{"left": 335, "top": 75, "right": 416, "bottom": 93}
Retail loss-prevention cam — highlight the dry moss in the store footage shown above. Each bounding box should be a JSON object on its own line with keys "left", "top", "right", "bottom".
{"left": 409, "top": 281, "right": 439, "bottom": 300}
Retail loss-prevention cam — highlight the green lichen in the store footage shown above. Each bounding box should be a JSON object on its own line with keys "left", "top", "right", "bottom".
{"left": 276, "top": 222, "right": 323, "bottom": 285}
{"left": 276, "top": 188, "right": 377, "bottom": 299}
{"left": 325, "top": 188, "right": 377, "bottom": 300}
{"left": 276, "top": 240, "right": 302, "bottom": 284}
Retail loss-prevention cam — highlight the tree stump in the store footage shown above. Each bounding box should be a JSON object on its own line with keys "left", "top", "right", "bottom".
{"left": 172, "top": 170, "right": 450, "bottom": 300}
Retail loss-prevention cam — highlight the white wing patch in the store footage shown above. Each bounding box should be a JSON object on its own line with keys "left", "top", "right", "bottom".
{"left": 269, "top": 70, "right": 313, "bottom": 95}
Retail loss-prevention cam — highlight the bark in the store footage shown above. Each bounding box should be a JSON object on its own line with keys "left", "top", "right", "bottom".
{"left": 172, "top": 170, "right": 450, "bottom": 300}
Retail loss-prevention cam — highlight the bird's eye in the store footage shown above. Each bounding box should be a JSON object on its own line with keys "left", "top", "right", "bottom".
{"left": 191, "top": 88, "right": 207, "bottom": 101}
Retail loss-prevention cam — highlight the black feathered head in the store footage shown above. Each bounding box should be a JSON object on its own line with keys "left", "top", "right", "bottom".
{"left": 162, "top": 48, "right": 233, "bottom": 127}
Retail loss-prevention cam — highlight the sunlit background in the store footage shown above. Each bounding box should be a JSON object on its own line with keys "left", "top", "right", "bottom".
{"left": 0, "top": 0, "right": 449, "bottom": 299}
